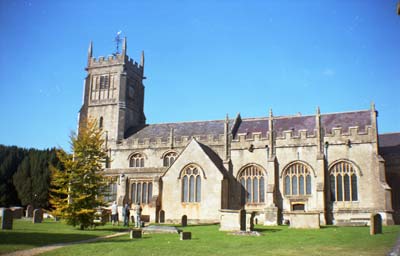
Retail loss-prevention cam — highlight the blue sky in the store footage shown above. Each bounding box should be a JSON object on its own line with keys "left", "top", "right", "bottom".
{"left": 0, "top": 0, "right": 399, "bottom": 150}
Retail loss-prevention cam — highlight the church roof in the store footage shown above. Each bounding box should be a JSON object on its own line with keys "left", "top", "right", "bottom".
{"left": 125, "top": 110, "right": 372, "bottom": 142}
{"left": 379, "top": 133, "right": 400, "bottom": 156}
{"left": 125, "top": 120, "right": 235, "bottom": 142}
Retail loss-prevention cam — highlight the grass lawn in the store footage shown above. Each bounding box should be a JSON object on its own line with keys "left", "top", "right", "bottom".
{"left": 0, "top": 218, "right": 128, "bottom": 254}
{"left": 1, "top": 219, "right": 399, "bottom": 256}
{"left": 34, "top": 224, "right": 400, "bottom": 256}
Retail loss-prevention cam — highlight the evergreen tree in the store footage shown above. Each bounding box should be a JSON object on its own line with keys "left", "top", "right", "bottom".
{"left": 13, "top": 149, "right": 56, "bottom": 208}
{"left": 0, "top": 146, "right": 26, "bottom": 206}
{"left": 50, "top": 120, "right": 108, "bottom": 229}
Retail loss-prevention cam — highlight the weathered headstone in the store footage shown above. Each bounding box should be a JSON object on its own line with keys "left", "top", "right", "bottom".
{"left": 180, "top": 231, "right": 192, "bottom": 240}
{"left": 370, "top": 213, "right": 382, "bottom": 235}
{"left": 159, "top": 210, "right": 165, "bottom": 223}
{"left": 240, "top": 209, "right": 246, "bottom": 231}
{"left": 130, "top": 229, "right": 142, "bottom": 239}
{"left": 33, "top": 209, "right": 43, "bottom": 224}
{"left": 26, "top": 205, "right": 33, "bottom": 218}
{"left": 1, "top": 208, "right": 13, "bottom": 230}
{"left": 181, "top": 215, "right": 187, "bottom": 227}
{"left": 11, "top": 207, "right": 23, "bottom": 219}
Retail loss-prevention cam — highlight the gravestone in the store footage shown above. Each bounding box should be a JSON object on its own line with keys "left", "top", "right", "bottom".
{"left": 180, "top": 231, "right": 192, "bottom": 240}
{"left": 26, "top": 205, "right": 33, "bottom": 218}
{"left": 181, "top": 215, "right": 187, "bottom": 227}
{"left": 1, "top": 208, "right": 13, "bottom": 230}
{"left": 33, "top": 209, "right": 43, "bottom": 224}
{"left": 370, "top": 213, "right": 382, "bottom": 235}
{"left": 159, "top": 210, "right": 165, "bottom": 223}
{"left": 11, "top": 207, "right": 23, "bottom": 219}
{"left": 240, "top": 209, "right": 246, "bottom": 231}
{"left": 130, "top": 229, "right": 142, "bottom": 239}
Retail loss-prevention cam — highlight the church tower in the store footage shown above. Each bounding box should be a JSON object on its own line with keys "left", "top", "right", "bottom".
{"left": 79, "top": 38, "right": 146, "bottom": 143}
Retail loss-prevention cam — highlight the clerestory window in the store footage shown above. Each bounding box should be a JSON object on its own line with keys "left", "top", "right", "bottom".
{"left": 163, "top": 152, "right": 177, "bottom": 167}
{"left": 129, "top": 153, "right": 145, "bottom": 168}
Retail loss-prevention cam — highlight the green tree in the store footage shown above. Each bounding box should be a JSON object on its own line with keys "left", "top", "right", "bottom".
{"left": 13, "top": 149, "right": 57, "bottom": 208}
{"left": 0, "top": 145, "right": 26, "bottom": 206}
{"left": 50, "top": 120, "right": 108, "bottom": 229}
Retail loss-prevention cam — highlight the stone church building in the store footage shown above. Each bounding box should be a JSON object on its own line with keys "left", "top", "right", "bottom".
{"left": 78, "top": 38, "right": 399, "bottom": 226}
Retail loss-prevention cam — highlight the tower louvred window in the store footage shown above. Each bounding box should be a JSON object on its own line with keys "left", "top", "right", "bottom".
{"left": 99, "top": 75, "right": 109, "bottom": 89}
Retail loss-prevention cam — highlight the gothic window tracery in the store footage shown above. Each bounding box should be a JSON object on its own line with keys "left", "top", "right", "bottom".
{"left": 104, "top": 178, "right": 117, "bottom": 202}
{"left": 283, "top": 162, "right": 312, "bottom": 196}
{"left": 238, "top": 165, "right": 265, "bottom": 204}
{"left": 129, "top": 153, "right": 145, "bottom": 167}
{"left": 329, "top": 161, "right": 358, "bottom": 202}
{"left": 181, "top": 165, "right": 201, "bottom": 203}
{"left": 163, "top": 152, "right": 177, "bottom": 167}
{"left": 131, "top": 181, "right": 153, "bottom": 204}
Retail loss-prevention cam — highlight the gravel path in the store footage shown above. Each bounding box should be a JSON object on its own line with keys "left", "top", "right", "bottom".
{"left": 3, "top": 231, "right": 128, "bottom": 256}
{"left": 387, "top": 234, "right": 400, "bottom": 256}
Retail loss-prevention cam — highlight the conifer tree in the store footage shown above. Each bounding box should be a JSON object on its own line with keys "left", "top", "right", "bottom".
{"left": 50, "top": 120, "right": 108, "bottom": 229}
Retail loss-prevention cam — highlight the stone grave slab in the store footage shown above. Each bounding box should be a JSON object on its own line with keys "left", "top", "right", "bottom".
{"left": 1, "top": 208, "right": 13, "bottom": 230}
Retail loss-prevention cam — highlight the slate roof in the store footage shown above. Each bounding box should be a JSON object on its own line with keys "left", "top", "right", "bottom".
{"left": 125, "top": 120, "right": 234, "bottom": 143}
{"left": 125, "top": 110, "right": 373, "bottom": 142}
{"left": 379, "top": 133, "right": 400, "bottom": 148}
{"left": 321, "top": 111, "right": 371, "bottom": 134}
{"left": 236, "top": 118, "right": 269, "bottom": 139}
{"left": 274, "top": 115, "right": 316, "bottom": 137}
{"left": 379, "top": 133, "right": 400, "bottom": 156}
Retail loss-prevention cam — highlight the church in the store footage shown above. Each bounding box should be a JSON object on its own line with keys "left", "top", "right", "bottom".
{"left": 78, "top": 38, "right": 399, "bottom": 227}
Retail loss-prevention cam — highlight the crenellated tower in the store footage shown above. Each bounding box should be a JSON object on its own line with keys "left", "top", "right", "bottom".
{"left": 79, "top": 38, "right": 146, "bottom": 144}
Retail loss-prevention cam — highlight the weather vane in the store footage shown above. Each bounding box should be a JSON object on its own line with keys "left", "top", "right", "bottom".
{"left": 114, "top": 31, "right": 122, "bottom": 55}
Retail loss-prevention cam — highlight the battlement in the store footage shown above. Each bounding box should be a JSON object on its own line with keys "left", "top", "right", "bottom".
{"left": 88, "top": 54, "right": 143, "bottom": 74}
{"left": 86, "top": 38, "right": 144, "bottom": 76}
{"left": 118, "top": 133, "right": 226, "bottom": 150}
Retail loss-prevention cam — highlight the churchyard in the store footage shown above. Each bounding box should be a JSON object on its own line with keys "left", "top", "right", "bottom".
{"left": 1, "top": 218, "right": 399, "bottom": 256}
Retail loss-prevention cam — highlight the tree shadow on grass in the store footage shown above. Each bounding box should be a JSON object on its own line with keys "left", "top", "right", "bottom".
{"left": 0, "top": 232, "right": 101, "bottom": 247}
{"left": 253, "top": 228, "right": 283, "bottom": 234}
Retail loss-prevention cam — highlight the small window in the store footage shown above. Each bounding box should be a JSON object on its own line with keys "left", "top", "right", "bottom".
{"left": 129, "top": 153, "right": 145, "bottom": 167}
{"left": 292, "top": 203, "right": 305, "bottom": 211}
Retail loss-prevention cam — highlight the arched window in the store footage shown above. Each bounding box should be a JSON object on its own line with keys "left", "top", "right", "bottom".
{"left": 129, "top": 153, "right": 145, "bottom": 167}
{"left": 283, "top": 162, "right": 312, "bottom": 196}
{"left": 181, "top": 165, "right": 201, "bottom": 203}
{"left": 329, "top": 161, "right": 358, "bottom": 202}
{"left": 104, "top": 179, "right": 117, "bottom": 202}
{"left": 131, "top": 181, "right": 153, "bottom": 204}
{"left": 238, "top": 165, "right": 265, "bottom": 204}
{"left": 163, "top": 152, "right": 177, "bottom": 167}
